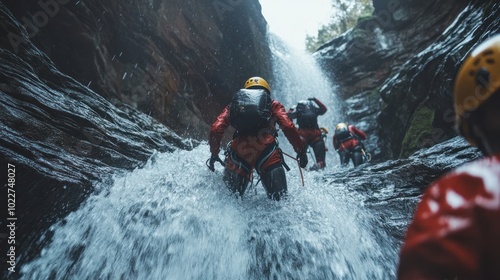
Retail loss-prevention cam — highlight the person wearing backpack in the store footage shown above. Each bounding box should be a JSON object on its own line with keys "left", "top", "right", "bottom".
{"left": 208, "top": 77, "right": 307, "bottom": 201}
{"left": 287, "top": 98, "right": 328, "bottom": 171}
{"left": 333, "top": 122, "right": 367, "bottom": 167}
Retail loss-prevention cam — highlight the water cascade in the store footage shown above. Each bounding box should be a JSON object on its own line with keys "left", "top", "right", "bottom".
{"left": 268, "top": 35, "right": 343, "bottom": 167}
{"left": 20, "top": 36, "right": 398, "bottom": 280}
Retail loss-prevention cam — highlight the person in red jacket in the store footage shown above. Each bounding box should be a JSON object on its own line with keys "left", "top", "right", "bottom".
{"left": 208, "top": 77, "right": 307, "bottom": 201}
{"left": 288, "top": 98, "right": 328, "bottom": 170}
{"left": 332, "top": 122, "right": 367, "bottom": 167}
{"left": 398, "top": 35, "right": 500, "bottom": 279}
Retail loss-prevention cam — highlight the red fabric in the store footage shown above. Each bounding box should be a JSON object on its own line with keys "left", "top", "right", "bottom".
{"left": 333, "top": 125, "right": 366, "bottom": 151}
{"left": 209, "top": 105, "right": 231, "bottom": 155}
{"left": 398, "top": 155, "right": 500, "bottom": 280}
{"left": 311, "top": 97, "right": 327, "bottom": 115}
{"left": 298, "top": 128, "right": 322, "bottom": 145}
{"left": 225, "top": 143, "right": 281, "bottom": 176}
{"left": 209, "top": 98, "right": 304, "bottom": 158}
{"left": 270, "top": 100, "right": 304, "bottom": 153}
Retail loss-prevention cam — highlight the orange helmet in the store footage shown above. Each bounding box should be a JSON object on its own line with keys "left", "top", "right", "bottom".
{"left": 454, "top": 34, "right": 500, "bottom": 146}
{"left": 244, "top": 77, "right": 271, "bottom": 93}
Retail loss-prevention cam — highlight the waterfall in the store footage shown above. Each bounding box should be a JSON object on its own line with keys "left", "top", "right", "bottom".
{"left": 268, "top": 34, "right": 342, "bottom": 167}
{"left": 20, "top": 37, "right": 398, "bottom": 280}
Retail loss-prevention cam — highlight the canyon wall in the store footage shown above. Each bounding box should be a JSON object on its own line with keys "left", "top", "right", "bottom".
{"left": 316, "top": 0, "right": 499, "bottom": 160}
{"left": 5, "top": 0, "right": 271, "bottom": 139}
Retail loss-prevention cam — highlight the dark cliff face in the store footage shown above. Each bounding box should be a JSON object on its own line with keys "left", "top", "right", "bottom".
{"left": 5, "top": 0, "right": 271, "bottom": 139}
{"left": 1, "top": 0, "right": 270, "bottom": 271}
{"left": 316, "top": 0, "right": 500, "bottom": 160}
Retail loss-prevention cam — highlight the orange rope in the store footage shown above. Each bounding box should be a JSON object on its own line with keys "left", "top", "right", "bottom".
{"left": 281, "top": 151, "right": 305, "bottom": 187}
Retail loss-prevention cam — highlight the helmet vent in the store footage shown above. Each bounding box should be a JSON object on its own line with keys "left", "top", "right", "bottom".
{"left": 475, "top": 67, "right": 490, "bottom": 87}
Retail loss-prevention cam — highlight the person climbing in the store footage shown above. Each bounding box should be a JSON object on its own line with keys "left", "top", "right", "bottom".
{"left": 208, "top": 77, "right": 307, "bottom": 201}
{"left": 333, "top": 122, "right": 367, "bottom": 167}
{"left": 287, "top": 97, "right": 328, "bottom": 170}
{"left": 398, "top": 35, "right": 500, "bottom": 279}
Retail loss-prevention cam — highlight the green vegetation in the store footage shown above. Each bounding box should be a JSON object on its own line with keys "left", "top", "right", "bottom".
{"left": 306, "top": 0, "right": 374, "bottom": 52}
{"left": 400, "top": 106, "right": 435, "bottom": 158}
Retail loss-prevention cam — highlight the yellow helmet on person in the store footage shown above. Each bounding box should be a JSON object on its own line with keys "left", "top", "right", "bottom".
{"left": 244, "top": 77, "right": 271, "bottom": 93}
{"left": 454, "top": 34, "right": 500, "bottom": 146}
{"left": 336, "top": 122, "right": 348, "bottom": 130}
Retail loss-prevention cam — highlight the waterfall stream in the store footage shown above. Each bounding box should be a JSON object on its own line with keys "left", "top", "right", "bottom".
{"left": 268, "top": 35, "right": 342, "bottom": 168}
{"left": 20, "top": 37, "right": 398, "bottom": 280}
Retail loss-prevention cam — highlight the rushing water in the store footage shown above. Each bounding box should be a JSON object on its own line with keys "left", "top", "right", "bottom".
{"left": 21, "top": 146, "right": 397, "bottom": 280}
{"left": 268, "top": 35, "right": 342, "bottom": 168}
{"left": 20, "top": 37, "right": 397, "bottom": 280}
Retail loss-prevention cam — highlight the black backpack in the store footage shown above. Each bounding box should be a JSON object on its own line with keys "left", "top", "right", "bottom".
{"left": 296, "top": 100, "right": 318, "bottom": 128}
{"left": 296, "top": 100, "right": 316, "bottom": 119}
{"left": 229, "top": 89, "right": 272, "bottom": 134}
{"left": 335, "top": 125, "right": 353, "bottom": 142}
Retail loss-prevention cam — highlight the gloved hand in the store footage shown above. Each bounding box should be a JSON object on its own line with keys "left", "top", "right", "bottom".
{"left": 297, "top": 151, "right": 308, "bottom": 169}
{"left": 208, "top": 154, "right": 222, "bottom": 172}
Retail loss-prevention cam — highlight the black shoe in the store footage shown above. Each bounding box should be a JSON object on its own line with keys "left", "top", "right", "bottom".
{"left": 309, "top": 163, "right": 325, "bottom": 171}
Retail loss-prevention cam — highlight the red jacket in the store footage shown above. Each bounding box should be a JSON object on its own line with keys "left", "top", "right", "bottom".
{"left": 398, "top": 154, "right": 500, "bottom": 280}
{"left": 333, "top": 125, "right": 366, "bottom": 151}
{"left": 209, "top": 99, "right": 304, "bottom": 156}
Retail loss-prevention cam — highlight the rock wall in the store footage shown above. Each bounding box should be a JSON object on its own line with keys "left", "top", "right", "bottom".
{"left": 326, "top": 136, "right": 482, "bottom": 245}
{"left": 316, "top": 0, "right": 500, "bottom": 160}
{"left": 0, "top": 2, "right": 196, "bottom": 271}
{"left": 5, "top": 0, "right": 271, "bottom": 139}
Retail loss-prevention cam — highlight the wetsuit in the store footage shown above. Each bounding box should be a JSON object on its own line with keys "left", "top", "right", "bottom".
{"left": 288, "top": 98, "right": 327, "bottom": 169}
{"left": 209, "top": 96, "right": 304, "bottom": 200}
{"left": 333, "top": 125, "right": 366, "bottom": 167}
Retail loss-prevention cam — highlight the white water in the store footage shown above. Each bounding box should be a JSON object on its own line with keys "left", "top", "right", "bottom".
{"left": 21, "top": 146, "right": 396, "bottom": 279}
{"left": 21, "top": 37, "right": 397, "bottom": 280}
{"left": 268, "top": 35, "right": 342, "bottom": 168}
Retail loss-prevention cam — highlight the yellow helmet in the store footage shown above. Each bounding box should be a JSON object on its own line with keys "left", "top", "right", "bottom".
{"left": 244, "top": 77, "right": 271, "bottom": 93}
{"left": 454, "top": 34, "right": 500, "bottom": 146}
{"left": 336, "top": 122, "right": 347, "bottom": 130}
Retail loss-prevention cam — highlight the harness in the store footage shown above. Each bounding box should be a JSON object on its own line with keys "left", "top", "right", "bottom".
{"left": 225, "top": 140, "right": 289, "bottom": 175}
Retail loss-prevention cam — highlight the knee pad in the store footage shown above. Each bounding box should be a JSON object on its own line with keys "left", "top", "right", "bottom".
{"left": 352, "top": 150, "right": 364, "bottom": 167}
{"left": 311, "top": 140, "right": 326, "bottom": 162}
{"left": 260, "top": 164, "right": 287, "bottom": 201}
{"left": 223, "top": 168, "right": 250, "bottom": 197}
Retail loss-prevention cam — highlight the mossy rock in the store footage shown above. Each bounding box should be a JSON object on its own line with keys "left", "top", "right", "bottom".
{"left": 357, "top": 15, "right": 376, "bottom": 25}
{"left": 400, "top": 106, "right": 434, "bottom": 158}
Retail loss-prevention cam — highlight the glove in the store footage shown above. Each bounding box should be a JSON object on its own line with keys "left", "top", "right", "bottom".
{"left": 208, "top": 154, "right": 222, "bottom": 172}
{"left": 297, "top": 151, "right": 308, "bottom": 169}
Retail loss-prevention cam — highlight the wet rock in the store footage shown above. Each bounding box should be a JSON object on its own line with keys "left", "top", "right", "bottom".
{"left": 0, "top": 2, "right": 194, "bottom": 271}
{"left": 317, "top": 0, "right": 468, "bottom": 100}
{"left": 4, "top": 0, "right": 271, "bottom": 139}
{"left": 342, "top": 89, "right": 384, "bottom": 162}
{"left": 378, "top": 2, "right": 500, "bottom": 158}
{"left": 324, "top": 136, "right": 482, "bottom": 244}
{"left": 316, "top": 0, "right": 500, "bottom": 160}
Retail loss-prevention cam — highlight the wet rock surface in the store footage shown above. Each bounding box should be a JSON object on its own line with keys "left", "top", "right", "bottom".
{"left": 317, "top": 1, "right": 500, "bottom": 160}
{"left": 324, "top": 136, "right": 482, "bottom": 244}
{"left": 0, "top": 2, "right": 194, "bottom": 269}
{"left": 4, "top": 0, "right": 271, "bottom": 139}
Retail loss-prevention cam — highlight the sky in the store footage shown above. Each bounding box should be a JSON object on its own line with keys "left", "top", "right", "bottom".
{"left": 258, "top": 0, "right": 334, "bottom": 50}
